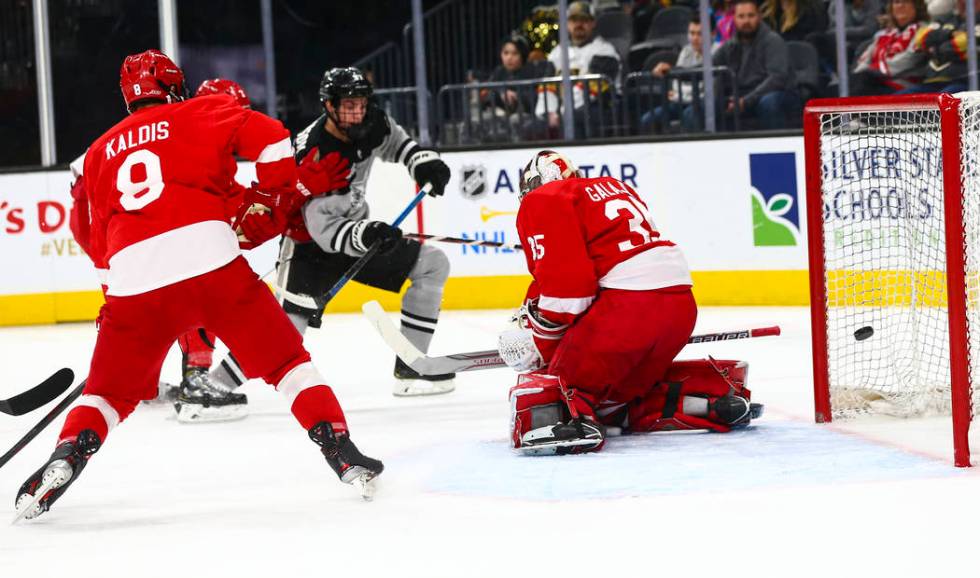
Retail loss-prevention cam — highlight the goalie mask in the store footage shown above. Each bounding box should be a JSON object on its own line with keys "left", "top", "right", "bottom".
{"left": 518, "top": 150, "right": 580, "bottom": 200}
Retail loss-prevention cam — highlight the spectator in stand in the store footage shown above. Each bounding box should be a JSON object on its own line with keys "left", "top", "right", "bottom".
{"left": 850, "top": 0, "right": 929, "bottom": 95}
{"left": 478, "top": 35, "right": 537, "bottom": 141}
{"left": 807, "top": 0, "right": 882, "bottom": 78}
{"left": 714, "top": 0, "right": 737, "bottom": 44}
{"left": 532, "top": 0, "right": 621, "bottom": 138}
{"left": 687, "top": 0, "right": 799, "bottom": 130}
{"left": 641, "top": 15, "right": 711, "bottom": 133}
{"left": 900, "top": 0, "right": 980, "bottom": 93}
{"left": 760, "top": 0, "right": 828, "bottom": 41}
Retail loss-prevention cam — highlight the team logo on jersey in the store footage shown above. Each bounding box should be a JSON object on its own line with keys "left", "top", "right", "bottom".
{"left": 749, "top": 153, "right": 800, "bottom": 246}
{"left": 460, "top": 165, "right": 488, "bottom": 200}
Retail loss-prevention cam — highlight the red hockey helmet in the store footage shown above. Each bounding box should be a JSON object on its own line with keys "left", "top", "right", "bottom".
{"left": 195, "top": 78, "right": 251, "bottom": 108}
{"left": 518, "top": 150, "right": 580, "bottom": 200}
{"left": 119, "top": 50, "right": 186, "bottom": 112}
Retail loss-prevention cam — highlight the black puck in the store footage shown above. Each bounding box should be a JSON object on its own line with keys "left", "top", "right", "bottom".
{"left": 854, "top": 326, "right": 874, "bottom": 341}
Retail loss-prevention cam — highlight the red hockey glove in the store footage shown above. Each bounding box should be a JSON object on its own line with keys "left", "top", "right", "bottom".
{"left": 233, "top": 185, "right": 294, "bottom": 249}
{"left": 296, "top": 149, "right": 350, "bottom": 199}
{"left": 237, "top": 205, "right": 285, "bottom": 250}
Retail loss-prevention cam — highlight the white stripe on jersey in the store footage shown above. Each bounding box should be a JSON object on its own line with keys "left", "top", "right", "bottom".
{"left": 257, "top": 137, "right": 294, "bottom": 163}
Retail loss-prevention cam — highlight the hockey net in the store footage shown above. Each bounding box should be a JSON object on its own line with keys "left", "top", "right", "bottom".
{"left": 804, "top": 93, "right": 980, "bottom": 467}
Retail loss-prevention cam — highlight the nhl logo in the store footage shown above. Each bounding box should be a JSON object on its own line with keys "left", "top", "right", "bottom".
{"left": 460, "top": 165, "right": 488, "bottom": 200}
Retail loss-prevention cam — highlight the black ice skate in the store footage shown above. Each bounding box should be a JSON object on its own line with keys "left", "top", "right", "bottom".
{"left": 174, "top": 367, "right": 248, "bottom": 423}
{"left": 392, "top": 357, "right": 455, "bottom": 397}
{"left": 519, "top": 418, "right": 606, "bottom": 456}
{"left": 308, "top": 422, "right": 384, "bottom": 501}
{"left": 14, "top": 430, "right": 102, "bottom": 522}
{"left": 709, "top": 395, "right": 764, "bottom": 428}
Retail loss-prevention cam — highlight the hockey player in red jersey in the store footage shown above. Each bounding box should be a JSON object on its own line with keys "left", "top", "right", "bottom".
{"left": 15, "top": 50, "right": 380, "bottom": 520}
{"left": 500, "top": 150, "right": 760, "bottom": 455}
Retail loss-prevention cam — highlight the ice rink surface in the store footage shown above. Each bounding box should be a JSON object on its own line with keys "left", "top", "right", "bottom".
{"left": 1, "top": 306, "right": 978, "bottom": 578}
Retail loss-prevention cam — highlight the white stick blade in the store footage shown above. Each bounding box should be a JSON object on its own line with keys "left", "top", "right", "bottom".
{"left": 361, "top": 301, "right": 424, "bottom": 365}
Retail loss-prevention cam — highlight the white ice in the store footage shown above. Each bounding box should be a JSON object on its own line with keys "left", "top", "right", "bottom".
{"left": 1, "top": 307, "right": 978, "bottom": 578}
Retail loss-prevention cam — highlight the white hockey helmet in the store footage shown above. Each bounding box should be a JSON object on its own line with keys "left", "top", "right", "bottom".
{"left": 518, "top": 150, "right": 580, "bottom": 200}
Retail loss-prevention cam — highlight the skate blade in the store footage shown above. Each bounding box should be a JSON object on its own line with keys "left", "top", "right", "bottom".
{"left": 175, "top": 403, "right": 248, "bottom": 424}
{"left": 353, "top": 473, "right": 377, "bottom": 502}
{"left": 392, "top": 378, "right": 455, "bottom": 397}
{"left": 12, "top": 476, "right": 61, "bottom": 524}
{"left": 517, "top": 437, "right": 602, "bottom": 456}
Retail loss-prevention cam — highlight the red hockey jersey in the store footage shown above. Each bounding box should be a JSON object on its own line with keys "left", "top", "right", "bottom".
{"left": 517, "top": 176, "right": 692, "bottom": 328}
{"left": 79, "top": 94, "right": 294, "bottom": 296}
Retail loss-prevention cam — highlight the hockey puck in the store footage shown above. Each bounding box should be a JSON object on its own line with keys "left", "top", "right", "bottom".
{"left": 854, "top": 326, "right": 874, "bottom": 341}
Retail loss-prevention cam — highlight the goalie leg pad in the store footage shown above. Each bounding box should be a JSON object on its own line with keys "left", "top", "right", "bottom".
{"left": 509, "top": 373, "right": 605, "bottom": 455}
{"left": 628, "top": 359, "right": 756, "bottom": 433}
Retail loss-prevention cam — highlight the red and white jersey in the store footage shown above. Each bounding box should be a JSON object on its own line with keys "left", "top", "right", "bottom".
{"left": 517, "top": 176, "right": 692, "bottom": 326}
{"left": 80, "top": 94, "right": 294, "bottom": 296}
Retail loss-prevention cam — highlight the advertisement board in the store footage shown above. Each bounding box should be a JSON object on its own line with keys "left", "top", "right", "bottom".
{"left": 0, "top": 135, "right": 812, "bottom": 325}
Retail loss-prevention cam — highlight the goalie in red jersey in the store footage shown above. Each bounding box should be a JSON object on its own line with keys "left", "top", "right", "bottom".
{"left": 15, "top": 50, "right": 380, "bottom": 521}
{"left": 500, "top": 150, "right": 762, "bottom": 456}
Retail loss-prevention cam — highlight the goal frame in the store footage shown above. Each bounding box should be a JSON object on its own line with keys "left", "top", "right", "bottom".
{"left": 803, "top": 93, "right": 973, "bottom": 467}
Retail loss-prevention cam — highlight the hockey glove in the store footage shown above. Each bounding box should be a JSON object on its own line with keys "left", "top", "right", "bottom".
{"left": 407, "top": 149, "right": 450, "bottom": 197}
{"left": 498, "top": 327, "right": 544, "bottom": 372}
{"left": 296, "top": 149, "right": 351, "bottom": 198}
{"left": 237, "top": 205, "right": 284, "bottom": 250}
{"left": 351, "top": 220, "right": 402, "bottom": 255}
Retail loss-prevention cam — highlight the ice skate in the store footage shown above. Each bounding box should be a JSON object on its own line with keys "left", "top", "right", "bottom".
{"left": 392, "top": 357, "right": 455, "bottom": 397}
{"left": 174, "top": 368, "right": 248, "bottom": 423}
{"left": 710, "top": 394, "right": 762, "bottom": 428}
{"left": 13, "top": 430, "right": 101, "bottom": 523}
{"left": 519, "top": 418, "right": 606, "bottom": 456}
{"left": 308, "top": 422, "right": 384, "bottom": 501}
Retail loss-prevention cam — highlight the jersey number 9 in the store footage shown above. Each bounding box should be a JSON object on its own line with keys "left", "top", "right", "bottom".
{"left": 116, "top": 149, "right": 165, "bottom": 211}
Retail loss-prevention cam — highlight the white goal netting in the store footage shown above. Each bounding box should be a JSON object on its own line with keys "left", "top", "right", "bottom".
{"left": 815, "top": 95, "right": 980, "bottom": 420}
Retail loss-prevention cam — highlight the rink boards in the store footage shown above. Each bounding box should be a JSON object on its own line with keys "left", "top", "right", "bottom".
{"left": 0, "top": 134, "right": 813, "bottom": 325}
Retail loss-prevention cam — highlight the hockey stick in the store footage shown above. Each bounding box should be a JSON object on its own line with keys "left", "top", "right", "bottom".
{"left": 311, "top": 184, "right": 431, "bottom": 319}
{"left": 404, "top": 233, "right": 522, "bottom": 250}
{"left": 0, "top": 368, "right": 75, "bottom": 416}
{"left": 363, "top": 300, "right": 781, "bottom": 374}
{"left": 0, "top": 380, "right": 85, "bottom": 471}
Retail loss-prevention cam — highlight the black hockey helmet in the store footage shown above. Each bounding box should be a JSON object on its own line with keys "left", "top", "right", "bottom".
{"left": 319, "top": 67, "right": 373, "bottom": 106}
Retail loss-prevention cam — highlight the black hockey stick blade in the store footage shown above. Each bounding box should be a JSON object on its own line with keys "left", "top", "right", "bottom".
{"left": 0, "top": 380, "right": 85, "bottom": 471}
{"left": 0, "top": 368, "right": 75, "bottom": 416}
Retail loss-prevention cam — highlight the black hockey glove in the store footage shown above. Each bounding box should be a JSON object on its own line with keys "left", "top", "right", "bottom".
{"left": 407, "top": 149, "right": 450, "bottom": 197}
{"left": 352, "top": 220, "right": 402, "bottom": 255}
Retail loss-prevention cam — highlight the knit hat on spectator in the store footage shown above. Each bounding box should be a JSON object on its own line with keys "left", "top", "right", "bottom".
{"left": 567, "top": 1, "right": 595, "bottom": 20}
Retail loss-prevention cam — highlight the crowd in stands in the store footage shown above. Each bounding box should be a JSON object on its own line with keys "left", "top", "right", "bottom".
{"left": 453, "top": 0, "right": 980, "bottom": 141}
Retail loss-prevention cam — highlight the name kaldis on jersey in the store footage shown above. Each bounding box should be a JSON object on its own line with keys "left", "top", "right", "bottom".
{"left": 105, "top": 121, "right": 170, "bottom": 159}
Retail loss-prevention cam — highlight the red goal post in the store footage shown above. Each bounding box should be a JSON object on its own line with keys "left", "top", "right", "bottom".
{"left": 803, "top": 93, "right": 973, "bottom": 467}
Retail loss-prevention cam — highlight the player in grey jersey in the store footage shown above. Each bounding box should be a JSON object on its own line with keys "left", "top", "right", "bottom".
{"left": 202, "top": 67, "right": 454, "bottom": 400}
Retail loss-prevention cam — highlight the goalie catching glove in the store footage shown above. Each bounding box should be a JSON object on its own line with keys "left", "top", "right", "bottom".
{"left": 498, "top": 300, "right": 569, "bottom": 372}
{"left": 406, "top": 149, "right": 450, "bottom": 197}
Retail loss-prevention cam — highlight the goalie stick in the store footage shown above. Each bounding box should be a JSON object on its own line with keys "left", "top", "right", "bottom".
{"left": 0, "top": 379, "right": 85, "bottom": 471}
{"left": 362, "top": 300, "right": 781, "bottom": 374}
{"left": 0, "top": 368, "right": 74, "bottom": 416}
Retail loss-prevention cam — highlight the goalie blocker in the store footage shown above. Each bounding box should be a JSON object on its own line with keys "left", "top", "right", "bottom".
{"left": 510, "top": 359, "right": 762, "bottom": 456}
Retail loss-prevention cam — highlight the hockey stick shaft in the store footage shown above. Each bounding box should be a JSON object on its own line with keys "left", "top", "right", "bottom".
{"left": 315, "top": 184, "right": 431, "bottom": 310}
{"left": 363, "top": 300, "right": 781, "bottom": 374}
{"left": 404, "top": 233, "right": 522, "bottom": 250}
{"left": 0, "top": 380, "right": 85, "bottom": 471}
{"left": 0, "top": 368, "right": 74, "bottom": 416}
